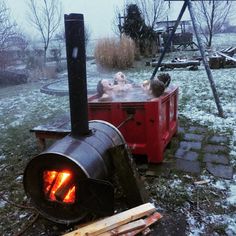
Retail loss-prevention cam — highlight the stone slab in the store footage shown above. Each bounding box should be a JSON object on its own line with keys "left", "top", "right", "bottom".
{"left": 209, "top": 136, "right": 228, "bottom": 144}
{"left": 184, "top": 133, "right": 204, "bottom": 142}
{"left": 206, "top": 163, "right": 233, "bottom": 179}
{"left": 204, "top": 144, "right": 228, "bottom": 153}
{"left": 175, "top": 149, "right": 199, "bottom": 161}
{"left": 188, "top": 126, "right": 207, "bottom": 133}
{"left": 203, "top": 153, "right": 229, "bottom": 165}
{"left": 180, "top": 141, "right": 202, "bottom": 150}
{"left": 175, "top": 159, "right": 201, "bottom": 174}
{"left": 178, "top": 126, "right": 185, "bottom": 134}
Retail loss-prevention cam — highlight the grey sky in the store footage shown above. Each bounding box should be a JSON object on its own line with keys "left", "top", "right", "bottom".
{"left": 6, "top": 0, "right": 126, "bottom": 39}
{"left": 6, "top": 0, "right": 235, "bottom": 40}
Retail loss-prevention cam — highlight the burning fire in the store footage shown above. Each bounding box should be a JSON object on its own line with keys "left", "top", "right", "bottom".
{"left": 43, "top": 170, "right": 76, "bottom": 203}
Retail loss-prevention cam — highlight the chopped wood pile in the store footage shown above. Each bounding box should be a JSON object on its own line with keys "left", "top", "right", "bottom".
{"left": 208, "top": 47, "right": 236, "bottom": 69}
{"left": 63, "top": 203, "right": 162, "bottom": 236}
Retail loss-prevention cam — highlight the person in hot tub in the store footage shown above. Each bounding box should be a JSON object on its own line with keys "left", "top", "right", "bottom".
{"left": 141, "top": 73, "right": 171, "bottom": 98}
{"left": 96, "top": 72, "right": 132, "bottom": 101}
{"left": 96, "top": 79, "right": 114, "bottom": 101}
{"left": 157, "top": 73, "right": 171, "bottom": 89}
{"left": 113, "top": 71, "right": 132, "bottom": 92}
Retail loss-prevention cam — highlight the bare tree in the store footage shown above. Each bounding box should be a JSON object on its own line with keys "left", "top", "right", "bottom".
{"left": 0, "top": 1, "right": 16, "bottom": 50}
{"left": 54, "top": 24, "right": 91, "bottom": 55}
{"left": 0, "top": 0, "right": 18, "bottom": 69}
{"left": 128, "top": 0, "right": 167, "bottom": 30}
{"left": 194, "top": 0, "right": 232, "bottom": 48}
{"left": 26, "top": 0, "right": 62, "bottom": 63}
{"left": 84, "top": 25, "right": 91, "bottom": 49}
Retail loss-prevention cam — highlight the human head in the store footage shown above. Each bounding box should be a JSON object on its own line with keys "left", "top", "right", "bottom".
{"left": 114, "top": 71, "right": 126, "bottom": 85}
{"left": 150, "top": 79, "right": 165, "bottom": 97}
{"left": 142, "top": 80, "right": 150, "bottom": 90}
{"left": 97, "top": 79, "right": 113, "bottom": 97}
{"left": 157, "top": 73, "right": 171, "bottom": 88}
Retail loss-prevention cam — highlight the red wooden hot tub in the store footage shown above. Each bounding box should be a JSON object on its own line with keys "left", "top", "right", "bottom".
{"left": 88, "top": 86, "right": 178, "bottom": 163}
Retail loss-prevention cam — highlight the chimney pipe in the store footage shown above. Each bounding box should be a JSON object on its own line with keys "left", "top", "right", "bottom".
{"left": 64, "top": 13, "right": 89, "bottom": 137}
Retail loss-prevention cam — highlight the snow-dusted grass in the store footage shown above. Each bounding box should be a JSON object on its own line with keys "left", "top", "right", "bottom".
{"left": 227, "top": 175, "right": 236, "bottom": 205}
{"left": 0, "top": 38, "right": 235, "bottom": 235}
{"left": 0, "top": 82, "right": 69, "bottom": 131}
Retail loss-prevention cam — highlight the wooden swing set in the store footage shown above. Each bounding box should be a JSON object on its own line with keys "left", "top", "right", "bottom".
{"left": 151, "top": 0, "right": 234, "bottom": 118}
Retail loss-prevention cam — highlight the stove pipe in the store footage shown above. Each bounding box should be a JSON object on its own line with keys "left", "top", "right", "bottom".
{"left": 64, "top": 13, "right": 89, "bottom": 137}
{"left": 23, "top": 13, "right": 128, "bottom": 225}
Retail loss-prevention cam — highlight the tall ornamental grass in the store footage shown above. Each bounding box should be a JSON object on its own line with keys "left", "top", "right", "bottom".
{"left": 94, "top": 36, "right": 136, "bottom": 69}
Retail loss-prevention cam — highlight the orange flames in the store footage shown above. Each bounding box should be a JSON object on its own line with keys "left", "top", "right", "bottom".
{"left": 43, "top": 170, "right": 76, "bottom": 203}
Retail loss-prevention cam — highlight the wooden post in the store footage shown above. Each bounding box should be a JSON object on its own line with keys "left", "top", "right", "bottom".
{"left": 187, "top": 0, "right": 224, "bottom": 118}
{"left": 109, "top": 144, "right": 149, "bottom": 207}
{"left": 150, "top": 1, "right": 188, "bottom": 80}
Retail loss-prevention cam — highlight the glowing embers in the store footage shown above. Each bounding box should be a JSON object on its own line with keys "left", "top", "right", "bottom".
{"left": 43, "top": 170, "right": 76, "bottom": 204}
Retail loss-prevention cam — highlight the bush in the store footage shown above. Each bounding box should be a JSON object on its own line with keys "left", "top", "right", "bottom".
{"left": 94, "top": 36, "right": 136, "bottom": 69}
{"left": 0, "top": 51, "right": 15, "bottom": 70}
{"left": 0, "top": 71, "right": 28, "bottom": 86}
{"left": 25, "top": 53, "right": 44, "bottom": 70}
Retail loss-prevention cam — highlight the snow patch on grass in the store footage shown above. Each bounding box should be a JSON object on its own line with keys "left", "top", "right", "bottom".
{"left": 0, "top": 200, "right": 6, "bottom": 208}
{"left": 227, "top": 175, "right": 236, "bottom": 205}
{"left": 187, "top": 212, "right": 205, "bottom": 236}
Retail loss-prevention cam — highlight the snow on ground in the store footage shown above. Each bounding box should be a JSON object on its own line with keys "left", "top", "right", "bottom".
{"left": 0, "top": 34, "right": 235, "bottom": 234}
{"left": 0, "top": 85, "right": 69, "bottom": 131}
{"left": 189, "top": 213, "right": 236, "bottom": 236}
{"left": 0, "top": 200, "right": 6, "bottom": 208}
{"left": 227, "top": 175, "right": 236, "bottom": 205}
{"left": 187, "top": 212, "right": 205, "bottom": 236}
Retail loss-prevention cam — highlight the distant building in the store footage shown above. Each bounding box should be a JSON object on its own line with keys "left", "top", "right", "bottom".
{"left": 156, "top": 20, "right": 197, "bottom": 51}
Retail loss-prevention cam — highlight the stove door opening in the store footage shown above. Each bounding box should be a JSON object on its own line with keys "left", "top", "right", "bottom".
{"left": 43, "top": 170, "right": 76, "bottom": 204}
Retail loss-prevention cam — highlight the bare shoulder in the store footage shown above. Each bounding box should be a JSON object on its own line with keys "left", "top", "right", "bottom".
{"left": 98, "top": 93, "right": 113, "bottom": 101}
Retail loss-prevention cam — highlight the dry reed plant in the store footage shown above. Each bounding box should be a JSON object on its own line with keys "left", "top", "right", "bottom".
{"left": 94, "top": 36, "right": 136, "bottom": 69}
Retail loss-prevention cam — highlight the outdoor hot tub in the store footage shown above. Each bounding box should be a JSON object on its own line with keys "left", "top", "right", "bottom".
{"left": 88, "top": 86, "right": 178, "bottom": 163}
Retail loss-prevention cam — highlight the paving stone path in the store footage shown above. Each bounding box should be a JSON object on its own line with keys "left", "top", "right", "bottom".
{"left": 174, "top": 125, "right": 234, "bottom": 179}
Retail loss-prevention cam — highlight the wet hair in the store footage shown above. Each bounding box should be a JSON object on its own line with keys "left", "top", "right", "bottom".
{"left": 150, "top": 79, "right": 165, "bottom": 97}
{"left": 97, "top": 80, "right": 104, "bottom": 97}
{"left": 157, "top": 73, "right": 171, "bottom": 88}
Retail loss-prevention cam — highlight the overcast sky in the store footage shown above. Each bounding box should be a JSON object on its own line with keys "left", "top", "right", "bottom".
{"left": 6, "top": 0, "right": 126, "bottom": 39}
{"left": 4, "top": 0, "right": 219, "bottom": 40}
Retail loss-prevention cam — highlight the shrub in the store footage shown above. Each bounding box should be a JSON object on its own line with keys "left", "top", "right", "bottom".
{"left": 94, "top": 36, "right": 136, "bottom": 69}
{"left": 25, "top": 53, "right": 44, "bottom": 70}
{"left": 27, "top": 64, "right": 59, "bottom": 81}
{"left": 0, "top": 51, "right": 15, "bottom": 70}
